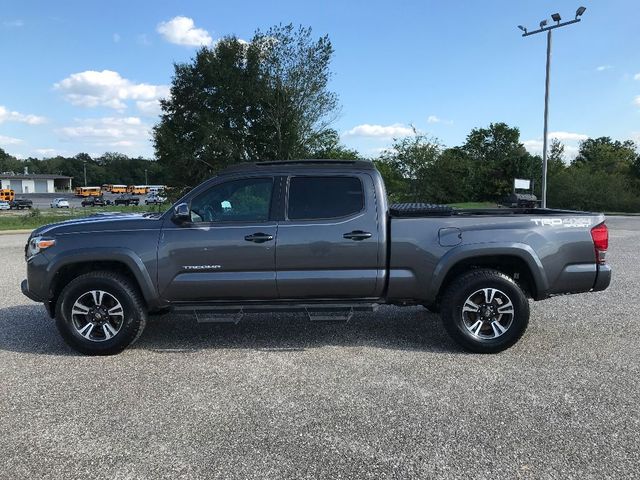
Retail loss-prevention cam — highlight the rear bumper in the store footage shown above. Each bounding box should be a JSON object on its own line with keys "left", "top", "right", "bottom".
{"left": 593, "top": 264, "right": 612, "bottom": 292}
{"left": 21, "top": 279, "right": 43, "bottom": 302}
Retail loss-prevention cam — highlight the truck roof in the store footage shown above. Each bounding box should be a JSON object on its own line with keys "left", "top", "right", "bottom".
{"left": 220, "top": 159, "right": 375, "bottom": 174}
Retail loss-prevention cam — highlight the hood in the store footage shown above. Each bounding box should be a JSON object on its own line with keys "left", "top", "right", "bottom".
{"left": 32, "top": 212, "right": 165, "bottom": 237}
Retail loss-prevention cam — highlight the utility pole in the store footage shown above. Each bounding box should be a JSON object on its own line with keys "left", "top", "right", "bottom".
{"left": 83, "top": 161, "right": 87, "bottom": 187}
{"left": 145, "top": 169, "right": 148, "bottom": 185}
{"left": 518, "top": 6, "right": 586, "bottom": 208}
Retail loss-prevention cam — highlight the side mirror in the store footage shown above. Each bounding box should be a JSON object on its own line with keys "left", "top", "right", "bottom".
{"left": 172, "top": 202, "right": 190, "bottom": 224}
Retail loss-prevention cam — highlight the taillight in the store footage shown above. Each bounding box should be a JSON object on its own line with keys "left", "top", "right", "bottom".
{"left": 590, "top": 223, "right": 608, "bottom": 265}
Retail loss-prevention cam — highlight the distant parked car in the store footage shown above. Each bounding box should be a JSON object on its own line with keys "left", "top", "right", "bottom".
{"left": 10, "top": 198, "right": 33, "bottom": 210}
{"left": 50, "top": 198, "right": 70, "bottom": 209}
{"left": 114, "top": 194, "right": 140, "bottom": 206}
{"left": 144, "top": 194, "right": 167, "bottom": 205}
{"left": 0, "top": 201, "right": 10, "bottom": 210}
{"left": 81, "top": 196, "right": 106, "bottom": 207}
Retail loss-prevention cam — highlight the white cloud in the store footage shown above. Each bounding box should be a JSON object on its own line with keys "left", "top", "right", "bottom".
{"left": 2, "top": 20, "right": 24, "bottom": 28}
{"left": 427, "top": 114, "right": 453, "bottom": 125}
{"left": 137, "top": 34, "right": 152, "bottom": 46}
{"left": 523, "top": 137, "right": 580, "bottom": 159}
{"left": 343, "top": 123, "right": 414, "bottom": 138}
{"left": 157, "top": 16, "right": 213, "bottom": 47}
{"left": 0, "top": 105, "right": 46, "bottom": 125}
{"left": 34, "top": 148, "right": 61, "bottom": 157}
{"left": 113, "top": 33, "right": 121, "bottom": 43}
{"left": 633, "top": 73, "right": 640, "bottom": 80}
{"left": 596, "top": 65, "right": 613, "bottom": 72}
{"left": 54, "top": 70, "right": 169, "bottom": 112}
{"left": 136, "top": 100, "right": 163, "bottom": 116}
{"left": 548, "top": 131, "right": 589, "bottom": 141}
{"left": 0, "top": 134, "right": 23, "bottom": 145}
{"left": 634, "top": 95, "right": 640, "bottom": 106}
{"left": 56, "top": 117, "right": 150, "bottom": 149}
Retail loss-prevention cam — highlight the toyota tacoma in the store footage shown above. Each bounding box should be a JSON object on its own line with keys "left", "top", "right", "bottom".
{"left": 21, "top": 160, "right": 611, "bottom": 355}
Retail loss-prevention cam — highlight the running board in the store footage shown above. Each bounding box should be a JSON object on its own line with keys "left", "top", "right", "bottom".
{"left": 174, "top": 303, "right": 379, "bottom": 324}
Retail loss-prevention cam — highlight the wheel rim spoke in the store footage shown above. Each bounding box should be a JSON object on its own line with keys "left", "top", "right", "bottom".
{"left": 102, "top": 322, "right": 117, "bottom": 339}
{"left": 108, "top": 305, "right": 124, "bottom": 317}
{"left": 71, "top": 303, "right": 90, "bottom": 316}
{"left": 491, "top": 321, "right": 507, "bottom": 338}
{"left": 469, "top": 320, "right": 484, "bottom": 336}
{"left": 78, "top": 322, "right": 94, "bottom": 339}
{"left": 90, "top": 290, "right": 105, "bottom": 306}
{"left": 463, "top": 299, "right": 480, "bottom": 313}
{"left": 497, "top": 301, "right": 514, "bottom": 315}
{"left": 483, "top": 288, "right": 497, "bottom": 304}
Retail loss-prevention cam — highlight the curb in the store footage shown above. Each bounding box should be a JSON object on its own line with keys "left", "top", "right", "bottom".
{"left": 0, "top": 229, "right": 33, "bottom": 235}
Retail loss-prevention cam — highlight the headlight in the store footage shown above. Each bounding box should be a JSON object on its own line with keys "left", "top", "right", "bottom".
{"left": 26, "top": 236, "right": 56, "bottom": 259}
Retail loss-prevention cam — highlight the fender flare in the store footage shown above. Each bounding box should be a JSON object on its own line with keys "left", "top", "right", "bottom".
{"left": 428, "top": 242, "right": 549, "bottom": 303}
{"left": 45, "top": 247, "right": 160, "bottom": 308}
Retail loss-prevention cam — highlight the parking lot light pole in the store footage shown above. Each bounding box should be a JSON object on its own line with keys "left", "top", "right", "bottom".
{"left": 83, "top": 161, "right": 87, "bottom": 187}
{"left": 518, "top": 6, "right": 586, "bottom": 208}
{"left": 145, "top": 169, "right": 148, "bottom": 185}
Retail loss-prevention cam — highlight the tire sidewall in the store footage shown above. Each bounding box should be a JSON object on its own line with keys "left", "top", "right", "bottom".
{"left": 56, "top": 276, "right": 142, "bottom": 354}
{"left": 445, "top": 273, "right": 529, "bottom": 352}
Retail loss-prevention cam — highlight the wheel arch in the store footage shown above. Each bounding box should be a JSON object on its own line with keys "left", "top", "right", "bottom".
{"left": 431, "top": 244, "right": 549, "bottom": 304}
{"left": 46, "top": 248, "right": 160, "bottom": 317}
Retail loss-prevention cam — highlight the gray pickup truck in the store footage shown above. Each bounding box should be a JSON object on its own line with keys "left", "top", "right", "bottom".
{"left": 21, "top": 160, "right": 611, "bottom": 355}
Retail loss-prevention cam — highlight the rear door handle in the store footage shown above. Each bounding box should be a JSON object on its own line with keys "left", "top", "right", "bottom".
{"left": 343, "top": 230, "right": 372, "bottom": 241}
{"left": 244, "top": 232, "right": 274, "bottom": 243}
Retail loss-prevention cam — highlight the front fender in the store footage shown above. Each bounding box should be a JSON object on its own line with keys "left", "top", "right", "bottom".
{"left": 44, "top": 247, "right": 160, "bottom": 308}
{"left": 428, "top": 242, "right": 549, "bottom": 303}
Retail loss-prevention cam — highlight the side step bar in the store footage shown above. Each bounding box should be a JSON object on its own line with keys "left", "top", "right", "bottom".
{"left": 173, "top": 303, "right": 380, "bottom": 324}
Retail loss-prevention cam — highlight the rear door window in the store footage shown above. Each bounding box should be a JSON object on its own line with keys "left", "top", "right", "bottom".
{"left": 287, "top": 176, "right": 364, "bottom": 220}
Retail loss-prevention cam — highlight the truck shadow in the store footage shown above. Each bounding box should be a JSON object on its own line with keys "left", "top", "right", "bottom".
{"left": 0, "top": 304, "right": 462, "bottom": 356}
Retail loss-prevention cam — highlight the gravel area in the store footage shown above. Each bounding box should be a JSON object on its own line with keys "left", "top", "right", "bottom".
{"left": 0, "top": 217, "right": 638, "bottom": 479}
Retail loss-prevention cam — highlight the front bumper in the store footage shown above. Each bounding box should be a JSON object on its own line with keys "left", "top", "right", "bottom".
{"left": 21, "top": 279, "right": 43, "bottom": 302}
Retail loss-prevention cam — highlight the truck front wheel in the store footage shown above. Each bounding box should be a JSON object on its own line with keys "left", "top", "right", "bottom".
{"left": 440, "top": 269, "right": 529, "bottom": 353}
{"left": 55, "top": 271, "right": 147, "bottom": 355}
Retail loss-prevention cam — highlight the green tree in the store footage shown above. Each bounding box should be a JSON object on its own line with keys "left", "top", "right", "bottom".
{"left": 463, "top": 122, "right": 537, "bottom": 200}
{"left": 378, "top": 131, "right": 441, "bottom": 202}
{"left": 154, "top": 24, "right": 340, "bottom": 187}
{"left": 307, "top": 129, "right": 359, "bottom": 160}
{"left": 572, "top": 137, "right": 638, "bottom": 176}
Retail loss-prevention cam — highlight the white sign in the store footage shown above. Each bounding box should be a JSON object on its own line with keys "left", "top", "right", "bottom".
{"left": 514, "top": 178, "right": 531, "bottom": 190}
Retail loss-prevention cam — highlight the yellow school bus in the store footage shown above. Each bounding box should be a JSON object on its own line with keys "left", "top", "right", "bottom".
{"left": 74, "top": 186, "right": 102, "bottom": 197}
{"left": 110, "top": 185, "right": 127, "bottom": 194}
{"left": 101, "top": 184, "right": 113, "bottom": 192}
{"left": 0, "top": 189, "right": 15, "bottom": 202}
{"left": 127, "top": 185, "right": 149, "bottom": 195}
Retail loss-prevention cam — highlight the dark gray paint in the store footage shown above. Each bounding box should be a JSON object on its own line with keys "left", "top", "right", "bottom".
{"left": 22, "top": 162, "right": 611, "bottom": 315}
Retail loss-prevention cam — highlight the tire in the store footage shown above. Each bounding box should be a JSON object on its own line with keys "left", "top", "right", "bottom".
{"left": 440, "top": 269, "right": 529, "bottom": 353}
{"left": 55, "top": 271, "right": 147, "bottom": 355}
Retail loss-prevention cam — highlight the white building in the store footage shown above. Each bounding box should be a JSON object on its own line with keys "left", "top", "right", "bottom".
{"left": 0, "top": 174, "right": 73, "bottom": 194}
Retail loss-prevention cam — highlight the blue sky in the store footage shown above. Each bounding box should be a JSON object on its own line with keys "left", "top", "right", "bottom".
{"left": 1, "top": 0, "right": 639, "bottom": 160}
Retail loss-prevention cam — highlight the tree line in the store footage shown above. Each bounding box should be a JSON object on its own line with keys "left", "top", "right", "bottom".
{"left": 2, "top": 23, "right": 639, "bottom": 211}
{"left": 0, "top": 151, "right": 165, "bottom": 188}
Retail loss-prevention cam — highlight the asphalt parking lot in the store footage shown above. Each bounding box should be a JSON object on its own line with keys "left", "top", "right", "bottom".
{"left": 1, "top": 217, "right": 638, "bottom": 479}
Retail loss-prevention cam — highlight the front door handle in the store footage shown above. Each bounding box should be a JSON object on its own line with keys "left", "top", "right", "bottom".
{"left": 343, "top": 230, "right": 372, "bottom": 241}
{"left": 244, "top": 232, "right": 274, "bottom": 243}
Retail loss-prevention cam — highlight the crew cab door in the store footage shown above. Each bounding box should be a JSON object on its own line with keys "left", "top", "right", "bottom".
{"left": 157, "top": 176, "right": 278, "bottom": 301}
{"left": 276, "top": 174, "right": 381, "bottom": 298}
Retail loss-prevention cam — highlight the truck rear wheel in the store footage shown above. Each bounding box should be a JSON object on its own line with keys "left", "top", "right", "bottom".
{"left": 55, "top": 271, "right": 147, "bottom": 355}
{"left": 440, "top": 269, "right": 529, "bottom": 353}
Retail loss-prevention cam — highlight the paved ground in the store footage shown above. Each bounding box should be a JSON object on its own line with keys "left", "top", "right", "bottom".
{"left": 1, "top": 217, "right": 638, "bottom": 479}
